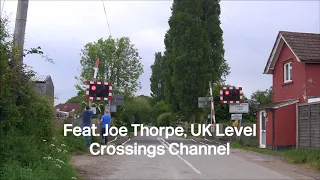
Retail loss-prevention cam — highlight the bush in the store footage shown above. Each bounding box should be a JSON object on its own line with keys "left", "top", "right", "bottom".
{"left": 156, "top": 112, "right": 172, "bottom": 127}
{"left": 0, "top": 17, "right": 84, "bottom": 179}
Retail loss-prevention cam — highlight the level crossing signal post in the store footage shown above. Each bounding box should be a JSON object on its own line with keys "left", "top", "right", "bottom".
{"left": 86, "top": 81, "right": 113, "bottom": 111}
{"left": 86, "top": 57, "right": 113, "bottom": 114}
{"left": 219, "top": 86, "right": 249, "bottom": 142}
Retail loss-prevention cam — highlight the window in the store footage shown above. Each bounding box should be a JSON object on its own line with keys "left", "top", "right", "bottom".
{"left": 284, "top": 62, "right": 292, "bottom": 83}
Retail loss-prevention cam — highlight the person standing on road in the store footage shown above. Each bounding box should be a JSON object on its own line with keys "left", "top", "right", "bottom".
{"left": 82, "top": 106, "right": 94, "bottom": 147}
{"left": 100, "top": 109, "right": 111, "bottom": 144}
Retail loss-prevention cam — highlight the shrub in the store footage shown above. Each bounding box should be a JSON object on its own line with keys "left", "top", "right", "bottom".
{"left": 0, "top": 16, "right": 84, "bottom": 179}
{"left": 156, "top": 112, "right": 172, "bottom": 127}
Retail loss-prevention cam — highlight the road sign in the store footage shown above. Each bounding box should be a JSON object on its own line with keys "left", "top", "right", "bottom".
{"left": 111, "top": 94, "right": 124, "bottom": 106}
{"left": 91, "top": 107, "right": 96, "bottom": 114}
{"left": 110, "top": 105, "right": 116, "bottom": 112}
{"left": 231, "top": 114, "right": 242, "bottom": 120}
{"left": 198, "top": 97, "right": 211, "bottom": 108}
{"left": 231, "top": 120, "right": 239, "bottom": 127}
{"left": 105, "top": 105, "right": 117, "bottom": 112}
{"left": 229, "top": 103, "right": 249, "bottom": 113}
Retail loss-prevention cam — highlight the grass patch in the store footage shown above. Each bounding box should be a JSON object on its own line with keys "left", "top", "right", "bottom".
{"left": 282, "top": 148, "right": 320, "bottom": 169}
{"left": 1, "top": 126, "right": 87, "bottom": 180}
{"left": 231, "top": 140, "right": 320, "bottom": 170}
{"left": 231, "top": 141, "right": 283, "bottom": 156}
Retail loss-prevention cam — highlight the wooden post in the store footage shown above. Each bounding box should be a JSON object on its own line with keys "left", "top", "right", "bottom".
{"left": 209, "top": 81, "right": 216, "bottom": 138}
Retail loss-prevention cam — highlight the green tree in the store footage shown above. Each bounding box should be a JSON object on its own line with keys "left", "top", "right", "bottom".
{"left": 150, "top": 52, "right": 165, "bottom": 101}
{"left": 150, "top": 100, "right": 170, "bottom": 125}
{"left": 162, "top": 0, "right": 230, "bottom": 122}
{"left": 245, "top": 86, "right": 273, "bottom": 122}
{"left": 114, "top": 95, "right": 153, "bottom": 130}
{"left": 162, "top": 50, "right": 180, "bottom": 112}
{"left": 76, "top": 36, "right": 143, "bottom": 99}
{"left": 250, "top": 87, "right": 273, "bottom": 105}
{"left": 65, "top": 91, "right": 84, "bottom": 104}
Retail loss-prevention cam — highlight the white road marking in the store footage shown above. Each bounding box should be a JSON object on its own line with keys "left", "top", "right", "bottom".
{"left": 122, "top": 138, "right": 131, "bottom": 145}
{"left": 199, "top": 140, "right": 226, "bottom": 147}
{"left": 108, "top": 136, "right": 117, "bottom": 144}
{"left": 204, "top": 138, "right": 222, "bottom": 144}
{"left": 158, "top": 138, "right": 201, "bottom": 174}
{"left": 199, "top": 141, "right": 209, "bottom": 146}
{"left": 190, "top": 139, "right": 197, "bottom": 142}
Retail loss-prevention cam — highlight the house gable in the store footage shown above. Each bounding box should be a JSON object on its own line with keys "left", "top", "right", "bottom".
{"left": 264, "top": 33, "right": 300, "bottom": 74}
{"left": 264, "top": 31, "right": 320, "bottom": 74}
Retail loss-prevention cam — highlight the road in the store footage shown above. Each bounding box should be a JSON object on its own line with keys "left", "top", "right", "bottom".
{"left": 73, "top": 131, "right": 320, "bottom": 180}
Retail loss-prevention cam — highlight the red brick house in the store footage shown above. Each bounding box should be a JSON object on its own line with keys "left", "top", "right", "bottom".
{"left": 257, "top": 31, "right": 320, "bottom": 150}
{"left": 55, "top": 103, "right": 82, "bottom": 112}
{"left": 55, "top": 103, "right": 82, "bottom": 119}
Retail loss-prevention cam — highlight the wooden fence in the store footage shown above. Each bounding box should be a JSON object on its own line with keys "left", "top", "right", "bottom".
{"left": 297, "top": 101, "right": 320, "bottom": 149}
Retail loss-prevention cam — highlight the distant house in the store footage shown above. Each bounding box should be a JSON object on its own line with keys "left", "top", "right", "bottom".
{"left": 32, "top": 75, "right": 54, "bottom": 105}
{"left": 55, "top": 103, "right": 82, "bottom": 119}
{"left": 257, "top": 31, "right": 320, "bottom": 150}
{"left": 55, "top": 103, "right": 82, "bottom": 112}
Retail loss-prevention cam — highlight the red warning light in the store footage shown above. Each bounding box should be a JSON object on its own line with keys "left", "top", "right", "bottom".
{"left": 91, "top": 85, "right": 96, "bottom": 91}
{"left": 225, "top": 90, "right": 229, "bottom": 95}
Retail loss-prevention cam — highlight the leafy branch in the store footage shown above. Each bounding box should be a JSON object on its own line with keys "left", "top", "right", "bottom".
{"left": 24, "top": 46, "right": 54, "bottom": 64}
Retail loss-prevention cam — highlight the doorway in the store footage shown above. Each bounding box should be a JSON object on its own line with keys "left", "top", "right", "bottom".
{"left": 259, "top": 111, "right": 266, "bottom": 148}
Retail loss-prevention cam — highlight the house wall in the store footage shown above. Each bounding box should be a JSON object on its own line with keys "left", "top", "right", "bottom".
{"left": 35, "top": 83, "right": 47, "bottom": 95}
{"left": 45, "top": 78, "right": 54, "bottom": 105}
{"left": 275, "top": 103, "right": 296, "bottom": 149}
{"left": 305, "top": 63, "right": 320, "bottom": 99}
{"left": 272, "top": 43, "right": 306, "bottom": 103}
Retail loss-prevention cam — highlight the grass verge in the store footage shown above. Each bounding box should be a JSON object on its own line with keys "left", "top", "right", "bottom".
{"left": 231, "top": 141, "right": 320, "bottom": 170}
{"left": 1, "top": 125, "right": 88, "bottom": 180}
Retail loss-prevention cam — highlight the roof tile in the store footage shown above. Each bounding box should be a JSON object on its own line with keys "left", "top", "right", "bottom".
{"left": 55, "top": 103, "right": 82, "bottom": 112}
{"left": 280, "top": 31, "right": 320, "bottom": 62}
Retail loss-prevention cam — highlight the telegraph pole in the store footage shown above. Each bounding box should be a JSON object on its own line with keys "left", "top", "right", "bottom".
{"left": 13, "top": 0, "right": 29, "bottom": 68}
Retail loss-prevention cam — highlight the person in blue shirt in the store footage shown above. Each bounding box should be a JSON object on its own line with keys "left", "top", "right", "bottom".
{"left": 100, "top": 109, "right": 111, "bottom": 144}
{"left": 82, "top": 106, "right": 94, "bottom": 147}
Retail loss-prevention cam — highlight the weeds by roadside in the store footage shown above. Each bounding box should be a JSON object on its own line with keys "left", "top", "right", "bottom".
{"left": 282, "top": 148, "right": 320, "bottom": 169}
{"left": 1, "top": 126, "right": 88, "bottom": 180}
{"left": 231, "top": 141, "right": 320, "bottom": 170}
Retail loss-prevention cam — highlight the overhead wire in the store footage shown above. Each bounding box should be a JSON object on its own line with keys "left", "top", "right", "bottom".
{"left": 221, "top": 9, "right": 265, "bottom": 59}
{"left": 101, "top": 0, "right": 112, "bottom": 37}
{"left": 101, "top": 0, "right": 113, "bottom": 83}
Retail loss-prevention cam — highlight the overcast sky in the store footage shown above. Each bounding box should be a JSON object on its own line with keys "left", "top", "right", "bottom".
{"left": 1, "top": 0, "right": 319, "bottom": 105}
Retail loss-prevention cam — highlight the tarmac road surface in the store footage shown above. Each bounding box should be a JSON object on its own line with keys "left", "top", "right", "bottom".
{"left": 100, "top": 132, "right": 319, "bottom": 180}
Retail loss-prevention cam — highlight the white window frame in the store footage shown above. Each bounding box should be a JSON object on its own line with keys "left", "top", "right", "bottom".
{"left": 284, "top": 62, "right": 292, "bottom": 83}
